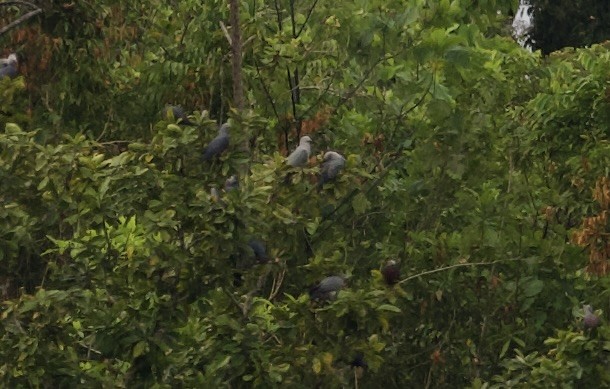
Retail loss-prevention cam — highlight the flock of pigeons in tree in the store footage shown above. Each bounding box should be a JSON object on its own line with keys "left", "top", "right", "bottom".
{"left": 2, "top": 51, "right": 599, "bottom": 329}
{"left": 162, "top": 104, "right": 603, "bottom": 330}
{"left": 162, "top": 104, "right": 403, "bottom": 302}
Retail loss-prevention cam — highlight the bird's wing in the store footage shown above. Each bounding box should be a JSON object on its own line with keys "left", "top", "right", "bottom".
{"left": 0, "top": 65, "right": 15, "bottom": 79}
{"left": 320, "top": 159, "right": 344, "bottom": 185}
{"left": 328, "top": 159, "right": 345, "bottom": 177}
{"left": 202, "top": 134, "right": 229, "bottom": 160}
{"left": 286, "top": 147, "right": 308, "bottom": 167}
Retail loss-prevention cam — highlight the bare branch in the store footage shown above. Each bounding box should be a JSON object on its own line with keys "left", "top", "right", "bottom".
{"left": 296, "top": 0, "right": 319, "bottom": 37}
{"left": 254, "top": 58, "right": 281, "bottom": 123}
{"left": 0, "top": 8, "right": 42, "bottom": 36}
{"left": 0, "top": 0, "right": 38, "bottom": 8}
{"left": 398, "top": 257, "right": 529, "bottom": 285}
{"left": 219, "top": 21, "right": 232, "bottom": 46}
{"left": 0, "top": 1, "right": 42, "bottom": 37}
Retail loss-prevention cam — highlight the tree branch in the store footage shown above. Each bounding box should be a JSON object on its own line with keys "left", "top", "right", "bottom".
{"left": 0, "top": 3, "right": 42, "bottom": 36}
{"left": 398, "top": 258, "right": 528, "bottom": 285}
{"left": 296, "top": 0, "right": 319, "bottom": 37}
{"left": 228, "top": 0, "right": 244, "bottom": 111}
{"left": 254, "top": 58, "right": 281, "bottom": 123}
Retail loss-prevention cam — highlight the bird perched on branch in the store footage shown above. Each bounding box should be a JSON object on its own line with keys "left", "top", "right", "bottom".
{"left": 163, "top": 105, "right": 194, "bottom": 125}
{"left": 224, "top": 175, "right": 239, "bottom": 192}
{"left": 309, "top": 275, "right": 346, "bottom": 300}
{"left": 318, "top": 151, "right": 346, "bottom": 190}
{"left": 247, "top": 239, "right": 269, "bottom": 263}
{"left": 381, "top": 260, "right": 401, "bottom": 285}
{"left": 202, "top": 123, "right": 230, "bottom": 162}
{"left": 286, "top": 136, "right": 312, "bottom": 167}
{"left": 0, "top": 53, "right": 18, "bottom": 79}
{"left": 583, "top": 304, "right": 600, "bottom": 330}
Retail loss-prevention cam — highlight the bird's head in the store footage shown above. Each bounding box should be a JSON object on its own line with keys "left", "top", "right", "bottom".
{"left": 299, "top": 136, "right": 312, "bottom": 146}
{"left": 219, "top": 122, "right": 231, "bottom": 134}
{"left": 583, "top": 304, "right": 594, "bottom": 314}
{"left": 323, "top": 151, "right": 345, "bottom": 162}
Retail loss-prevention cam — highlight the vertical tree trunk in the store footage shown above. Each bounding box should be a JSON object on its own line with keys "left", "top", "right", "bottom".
{"left": 229, "top": 0, "right": 244, "bottom": 111}
{"left": 228, "top": 0, "right": 249, "bottom": 171}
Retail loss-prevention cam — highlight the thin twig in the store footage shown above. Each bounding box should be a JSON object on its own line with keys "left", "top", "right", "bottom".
{"left": 397, "top": 258, "right": 527, "bottom": 285}
{"left": 179, "top": 16, "right": 193, "bottom": 48}
{"left": 0, "top": 8, "right": 42, "bottom": 36}
{"left": 268, "top": 267, "right": 286, "bottom": 300}
{"left": 254, "top": 58, "right": 281, "bottom": 123}
{"left": 296, "top": 0, "right": 319, "bottom": 37}
{"left": 273, "top": 0, "right": 283, "bottom": 31}
{"left": 219, "top": 21, "right": 232, "bottom": 46}
{"left": 241, "top": 266, "right": 271, "bottom": 316}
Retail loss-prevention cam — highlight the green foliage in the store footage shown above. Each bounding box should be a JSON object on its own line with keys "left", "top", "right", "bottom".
{"left": 1, "top": 0, "right": 609, "bottom": 387}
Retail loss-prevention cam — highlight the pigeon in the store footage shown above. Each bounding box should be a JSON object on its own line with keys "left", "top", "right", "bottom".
{"left": 381, "top": 260, "right": 401, "bottom": 285}
{"left": 350, "top": 353, "right": 368, "bottom": 369}
{"left": 224, "top": 175, "right": 239, "bottom": 192}
{"left": 202, "top": 123, "right": 230, "bottom": 162}
{"left": 583, "top": 304, "right": 600, "bottom": 330}
{"left": 318, "top": 151, "right": 346, "bottom": 190}
{"left": 247, "top": 239, "right": 269, "bottom": 263}
{"left": 210, "top": 187, "right": 221, "bottom": 202}
{"left": 350, "top": 353, "right": 368, "bottom": 379}
{"left": 0, "top": 54, "right": 18, "bottom": 79}
{"left": 163, "top": 105, "right": 194, "bottom": 125}
{"left": 309, "top": 275, "right": 346, "bottom": 300}
{"left": 286, "top": 136, "right": 312, "bottom": 167}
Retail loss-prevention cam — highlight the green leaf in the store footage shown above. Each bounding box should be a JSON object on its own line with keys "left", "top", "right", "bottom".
{"left": 352, "top": 193, "right": 370, "bottom": 215}
{"left": 522, "top": 279, "right": 544, "bottom": 298}
{"left": 133, "top": 341, "right": 148, "bottom": 358}
{"left": 377, "top": 304, "right": 401, "bottom": 313}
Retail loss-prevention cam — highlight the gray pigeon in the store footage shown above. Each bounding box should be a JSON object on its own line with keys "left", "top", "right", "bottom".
{"left": 318, "top": 151, "right": 346, "bottom": 189}
{"left": 202, "top": 123, "right": 230, "bottom": 162}
{"left": 247, "top": 239, "right": 269, "bottom": 263}
{"left": 584, "top": 304, "right": 600, "bottom": 330}
{"left": 309, "top": 275, "right": 346, "bottom": 300}
{"left": 163, "top": 105, "right": 194, "bottom": 125}
{"left": 0, "top": 54, "right": 18, "bottom": 79}
{"left": 224, "top": 175, "right": 239, "bottom": 192}
{"left": 286, "top": 136, "right": 312, "bottom": 167}
{"left": 210, "top": 187, "right": 221, "bottom": 202}
{"left": 381, "top": 260, "right": 400, "bottom": 285}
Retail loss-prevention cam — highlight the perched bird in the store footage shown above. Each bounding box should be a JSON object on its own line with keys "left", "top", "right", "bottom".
{"left": 224, "top": 175, "right": 239, "bottom": 192}
{"left": 318, "top": 151, "right": 346, "bottom": 190}
{"left": 209, "top": 187, "right": 221, "bottom": 202}
{"left": 0, "top": 54, "right": 18, "bottom": 79}
{"left": 247, "top": 239, "right": 269, "bottom": 263}
{"left": 583, "top": 304, "right": 600, "bottom": 330}
{"left": 202, "top": 123, "right": 230, "bottom": 162}
{"left": 350, "top": 353, "right": 368, "bottom": 379}
{"left": 163, "top": 105, "right": 194, "bottom": 125}
{"left": 381, "top": 260, "right": 401, "bottom": 285}
{"left": 286, "top": 136, "right": 312, "bottom": 167}
{"left": 309, "top": 275, "right": 346, "bottom": 300}
{"left": 232, "top": 239, "right": 269, "bottom": 281}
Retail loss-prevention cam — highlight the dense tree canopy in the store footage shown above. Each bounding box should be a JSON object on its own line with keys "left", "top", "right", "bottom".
{"left": 526, "top": 0, "right": 610, "bottom": 54}
{"left": 2, "top": 0, "right": 610, "bottom": 387}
